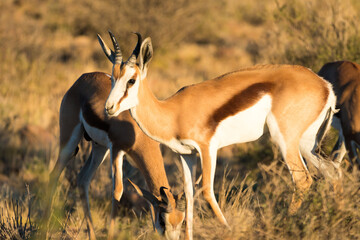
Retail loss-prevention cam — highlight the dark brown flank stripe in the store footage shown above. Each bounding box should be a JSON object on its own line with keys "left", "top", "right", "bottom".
{"left": 208, "top": 82, "right": 275, "bottom": 130}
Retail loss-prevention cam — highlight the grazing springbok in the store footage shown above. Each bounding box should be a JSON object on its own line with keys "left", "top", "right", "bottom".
{"left": 44, "top": 33, "right": 185, "bottom": 240}
{"left": 98, "top": 31, "right": 340, "bottom": 240}
{"left": 318, "top": 60, "right": 360, "bottom": 167}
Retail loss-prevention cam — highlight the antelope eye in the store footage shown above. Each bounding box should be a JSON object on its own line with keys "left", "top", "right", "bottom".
{"left": 128, "top": 79, "right": 136, "bottom": 86}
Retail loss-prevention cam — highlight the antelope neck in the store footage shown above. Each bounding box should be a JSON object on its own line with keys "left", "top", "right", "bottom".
{"left": 130, "top": 78, "right": 175, "bottom": 144}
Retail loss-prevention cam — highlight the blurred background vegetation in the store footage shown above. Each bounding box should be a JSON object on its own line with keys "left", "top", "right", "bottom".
{"left": 0, "top": 0, "right": 359, "bottom": 239}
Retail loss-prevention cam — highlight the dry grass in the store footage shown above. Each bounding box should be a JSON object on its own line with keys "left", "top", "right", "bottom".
{"left": 254, "top": 0, "right": 360, "bottom": 70}
{"left": 1, "top": 0, "right": 360, "bottom": 239}
{"left": 1, "top": 160, "right": 359, "bottom": 240}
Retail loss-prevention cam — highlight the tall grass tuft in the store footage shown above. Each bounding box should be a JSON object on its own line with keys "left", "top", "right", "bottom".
{"left": 0, "top": 186, "right": 36, "bottom": 240}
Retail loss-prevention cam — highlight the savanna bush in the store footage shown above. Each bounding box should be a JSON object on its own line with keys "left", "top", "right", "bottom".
{"left": 256, "top": 0, "right": 360, "bottom": 70}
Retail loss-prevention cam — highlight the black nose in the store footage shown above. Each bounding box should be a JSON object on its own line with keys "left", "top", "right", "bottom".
{"left": 106, "top": 104, "right": 115, "bottom": 114}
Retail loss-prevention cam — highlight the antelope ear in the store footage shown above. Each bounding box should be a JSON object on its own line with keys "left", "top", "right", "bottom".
{"left": 176, "top": 192, "right": 186, "bottom": 212}
{"left": 160, "top": 187, "right": 169, "bottom": 204}
{"left": 127, "top": 179, "right": 159, "bottom": 206}
{"left": 139, "top": 37, "right": 153, "bottom": 77}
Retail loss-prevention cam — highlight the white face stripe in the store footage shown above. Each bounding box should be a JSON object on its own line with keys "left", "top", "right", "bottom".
{"left": 154, "top": 210, "right": 183, "bottom": 239}
{"left": 106, "top": 66, "right": 140, "bottom": 116}
{"left": 163, "top": 213, "right": 182, "bottom": 240}
{"left": 106, "top": 78, "right": 127, "bottom": 108}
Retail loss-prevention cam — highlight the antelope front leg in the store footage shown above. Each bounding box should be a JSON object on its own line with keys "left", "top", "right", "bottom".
{"left": 108, "top": 150, "right": 125, "bottom": 240}
{"left": 112, "top": 151, "right": 125, "bottom": 201}
{"left": 200, "top": 146, "right": 229, "bottom": 227}
{"left": 180, "top": 153, "right": 196, "bottom": 240}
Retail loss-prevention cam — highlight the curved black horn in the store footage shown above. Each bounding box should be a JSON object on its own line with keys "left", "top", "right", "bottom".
{"left": 97, "top": 34, "right": 115, "bottom": 63}
{"left": 127, "top": 32, "right": 142, "bottom": 66}
{"left": 108, "top": 30, "right": 122, "bottom": 64}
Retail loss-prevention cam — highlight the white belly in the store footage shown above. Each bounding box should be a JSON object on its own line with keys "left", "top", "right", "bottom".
{"left": 165, "top": 138, "right": 199, "bottom": 154}
{"left": 212, "top": 95, "right": 272, "bottom": 149}
{"left": 80, "top": 111, "right": 111, "bottom": 148}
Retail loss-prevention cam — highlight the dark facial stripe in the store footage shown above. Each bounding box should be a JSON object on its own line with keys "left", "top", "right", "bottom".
{"left": 208, "top": 82, "right": 275, "bottom": 130}
{"left": 115, "top": 87, "right": 128, "bottom": 111}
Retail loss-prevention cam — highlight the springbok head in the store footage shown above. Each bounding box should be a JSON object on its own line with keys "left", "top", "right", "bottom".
{"left": 97, "top": 31, "right": 153, "bottom": 117}
{"left": 128, "top": 179, "right": 185, "bottom": 240}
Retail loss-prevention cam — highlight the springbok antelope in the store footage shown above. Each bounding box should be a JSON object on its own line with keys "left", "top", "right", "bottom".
{"left": 318, "top": 60, "right": 360, "bottom": 167}
{"left": 45, "top": 33, "right": 185, "bottom": 240}
{"left": 98, "top": 32, "right": 340, "bottom": 240}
